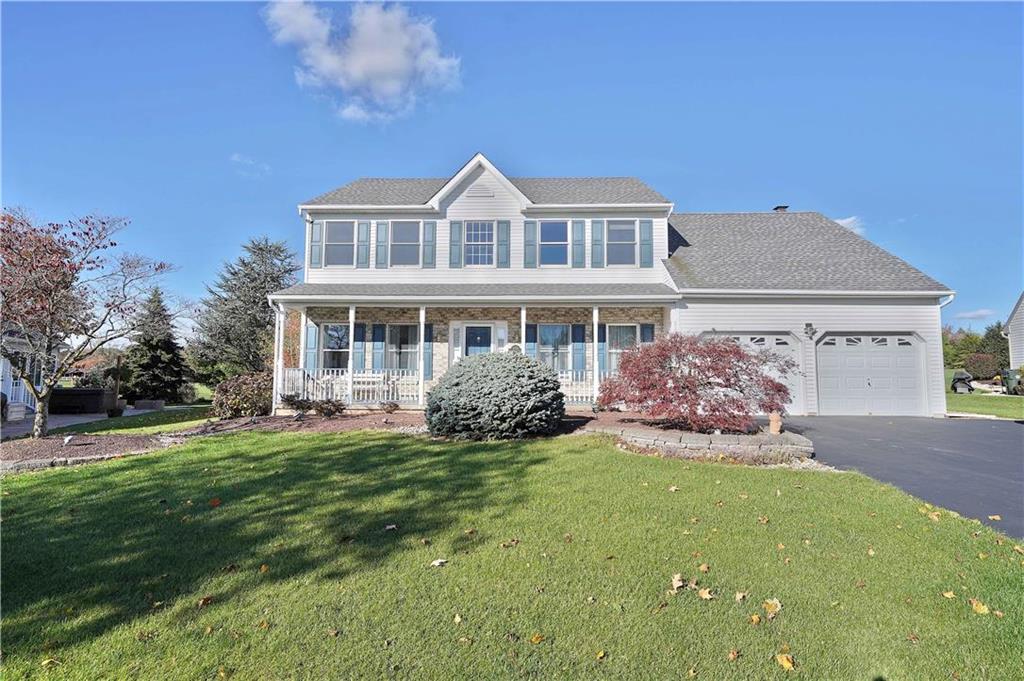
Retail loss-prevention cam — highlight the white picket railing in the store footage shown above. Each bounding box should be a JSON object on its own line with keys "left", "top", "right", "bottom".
{"left": 280, "top": 368, "right": 420, "bottom": 405}
{"left": 279, "top": 368, "right": 605, "bottom": 407}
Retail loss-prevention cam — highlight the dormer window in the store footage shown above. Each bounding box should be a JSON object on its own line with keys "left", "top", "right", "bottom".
{"left": 324, "top": 221, "right": 355, "bottom": 266}
{"left": 539, "top": 221, "right": 569, "bottom": 266}
{"left": 606, "top": 219, "right": 637, "bottom": 266}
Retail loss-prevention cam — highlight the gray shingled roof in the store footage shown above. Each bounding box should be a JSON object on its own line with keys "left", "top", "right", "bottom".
{"left": 271, "top": 282, "right": 678, "bottom": 300}
{"left": 303, "top": 177, "right": 669, "bottom": 206}
{"left": 666, "top": 212, "right": 951, "bottom": 292}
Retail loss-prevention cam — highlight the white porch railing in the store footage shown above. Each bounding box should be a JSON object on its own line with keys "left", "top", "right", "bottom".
{"left": 281, "top": 368, "right": 420, "bottom": 405}
{"left": 280, "top": 368, "right": 606, "bottom": 408}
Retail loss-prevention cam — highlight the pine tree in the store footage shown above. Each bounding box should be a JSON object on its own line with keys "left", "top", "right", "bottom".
{"left": 188, "top": 237, "right": 298, "bottom": 385}
{"left": 123, "top": 288, "right": 189, "bottom": 402}
{"left": 978, "top": 322, "right": 1011, "bottom": 370}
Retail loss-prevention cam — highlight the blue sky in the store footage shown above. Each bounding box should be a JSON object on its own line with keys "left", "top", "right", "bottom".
{"left": 3, "top": 2, "right": 1021, "bottom": 328}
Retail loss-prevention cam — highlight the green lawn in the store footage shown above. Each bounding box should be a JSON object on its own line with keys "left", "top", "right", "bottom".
{"left": 52, "top": 406, "right": 213, "bottom": 436}
{"left": 945, "top": 369, "right": 1024, "bottom": 419}
{"left": 2, "top": 433, "right": 1019, "bottom": 679}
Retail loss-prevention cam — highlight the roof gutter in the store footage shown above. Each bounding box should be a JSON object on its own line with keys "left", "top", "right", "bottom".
{"left": 267, "top": 293, "right": 679, "bottom": 305}
{"left": 677, "top": 288, "right": 957, "bottom": 299}
{"left": 298, "top": 202, "right": 675, "bottom": 214}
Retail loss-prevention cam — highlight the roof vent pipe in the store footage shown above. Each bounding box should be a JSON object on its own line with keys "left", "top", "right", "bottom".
{"left": 773, "top": 205, "right": 789, "bottom": 212}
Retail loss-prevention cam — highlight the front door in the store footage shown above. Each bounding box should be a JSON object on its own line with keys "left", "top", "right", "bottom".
{"left": 465, "top": 326, "right": 492, "bottom": 356}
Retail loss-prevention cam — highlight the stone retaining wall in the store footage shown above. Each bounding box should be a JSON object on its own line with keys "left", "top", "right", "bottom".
{"left": 583, "top": 424, "right": 814, "bottom": 464}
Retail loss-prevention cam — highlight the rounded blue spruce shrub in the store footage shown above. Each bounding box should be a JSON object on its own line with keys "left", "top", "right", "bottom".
{"left": 425, "top": 351, "right": 565, "bottom": 440}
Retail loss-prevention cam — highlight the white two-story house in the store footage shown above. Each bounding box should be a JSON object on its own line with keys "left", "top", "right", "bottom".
{"left": 268, "top": 153, "right": 953, "bottom": 417}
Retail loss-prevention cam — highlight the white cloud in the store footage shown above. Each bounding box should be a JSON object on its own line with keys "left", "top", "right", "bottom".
{"left": 835, "top": 216, "right": 866, "bottom": 236}
{"left": 954, "top": 308, "right": 995, "bottom": 320}
{"left": 264, "top": 1, "right": 460, "bottom": 122}
{"left": 229, "top": 153, "right": 271, "bottom": 178}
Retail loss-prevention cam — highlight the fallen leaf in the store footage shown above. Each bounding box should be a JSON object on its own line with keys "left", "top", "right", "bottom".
{"left": 223, "top": 564, "right": 239, "bottom": 573}
{"left": 41, "top": 658, "right": 61, "bottom": 668}
{"left": 464, "top": 528, "right": 476, "bottom": 535}
{"left": 454, "top": 613, "right": 463, "bottom": 624}
{"left": 907, "top": 632, "right": 920, "bottom": 644}
{"left": 978, "top": 552, "right": 989, "bottom": 560}
{"left": 927, "top": 511, "right": 940, "bottom": 522}
{"left": 586, "top": 596, "right": 597, "bottom": 604}
{"left": 715, "top": 500, "right": 724, "bottom": 507}
{"left": 671, "top": 574, "right": 685, "bottom": 594}
{"left": 749, "top": 613, "right": 762, "bottom": 625}
{"left": 687, "top": 667, "right": 698, "bottom": 678}
{"left": 136, "top": 630, "right": 156, "bottom": 641}
{"left": 208, "top": 498, "right": 222, "bottom": 508}
{"left": 698, "top": 588, "right": 715, "bottom": 600}
{"left": 728, "top": 649, "right": 740, "bottom": 661}
{"left": 668, "top": 486, "right": 680, "bottom": 492}
{"left": 854, "top": 579, "right": 867, "bottom": 589}
{"left": 867, "top": 547, "right": 876, "bottom": 557}
{"left": 328, "top": 629, "right": 340, "bottom": 637}
{"left": 259, "top": 564, "right": 269, "bottom": 574}
{"left": 1013, "top": 545, "right": 1024, "bottom": 555}
{"left": 256, "top": 619, "right": 269, "bottom": 630}
{"left": 988, "top": 515, "right": 1002, "bottom": 521}
{"left": 783, "top": 557, "right": 792, "bottom": 565}
{"left": 735, "top": 591, "right": 748, "bottom": 602}
{"left": 458, "top": 636, "right": 472, "bottom": 645}
{"left": 197, "top": 595, "right": 214, "bottom": 609}
{"left": 529, "top": 633, "right": 545, "bottom": 644}
{"left": 776, "top": 653, "right": 796, "bottom": 671}
{"left": 994, "top": 610, "right": 1005, "bottom": 618}
{"left": 499, "top": 538, "right": 520, "bottom": 549}
{"left": 698, "top": 563, "right": 710, "bottom": 573}
{"left": 738, "top": 493, "right": 748, "bottom": 500}
{"left": 942, "top": 591, "right": 956, "bottom": 599}
{"left": 564, "top": 533, "right": 573, "bottom": 543}
{"left": 596, "top": 650, "right": 607, "bottom": 660}
{"left": 757, "top": 516, "right": 770, "bottom": 525}
{"left": 384, "top": 524, "right": 398, "bottom": 531}
{"left": 430, "top": 559, "right": 448, "bottom": 567}
{"left": 763, "top": 598, "right": 782, "bottom": 620}
{"left": 968, "top": 598, "right": 989, "bottom": 615}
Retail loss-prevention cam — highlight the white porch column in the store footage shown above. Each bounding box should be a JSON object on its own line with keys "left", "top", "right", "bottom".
{"left": 418, "top": 306, "right": 427, "bottom": 405}
{"left": 272, "top": 304, "right": 285, "bottom": 411}
{"left": 520, "top": 306, "right": 527, "bottom": 353}
{"left": 592, "top": 305, "right": 600, "bottom": 402}
{"left": 347, "top": 305, "right": 356, "bottom": 403}
{"left": 299, "top": 309, "right": 308, "bottom": 369}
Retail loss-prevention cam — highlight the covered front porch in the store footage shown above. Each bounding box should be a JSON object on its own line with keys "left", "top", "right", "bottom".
{"left": 269, "top": 301, "right": 670, "bottom": 410}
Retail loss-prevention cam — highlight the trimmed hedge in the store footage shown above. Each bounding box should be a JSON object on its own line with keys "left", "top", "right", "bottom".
{"left": 212, "top": 372, "right": 272, "bottom": 418}
{"left": 425, "top": 352, "right": 565, "bottom": 440}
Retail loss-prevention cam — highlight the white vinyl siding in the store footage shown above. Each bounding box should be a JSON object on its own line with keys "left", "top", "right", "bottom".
{"left": 1008, "top": 299, "right": 1024, "bottom": 369}
{"left": 672, "top": 297, "right": 946, "bottom": 416}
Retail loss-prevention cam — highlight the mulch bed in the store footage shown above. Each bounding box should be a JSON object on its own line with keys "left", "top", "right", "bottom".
{"left": 173, "top": 411, "right": 427, "bottom": 437}
{"left": 1, "top": 434, "right": 169, "bottom": 465}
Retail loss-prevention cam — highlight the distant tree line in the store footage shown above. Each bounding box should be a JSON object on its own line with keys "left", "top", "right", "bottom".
{"left": 942, "top": 323, "right": 1012, "bottom": 379}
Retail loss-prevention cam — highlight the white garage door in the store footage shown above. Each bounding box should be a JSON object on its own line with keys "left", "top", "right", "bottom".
{"left": 817, "top": 335, "right": 924, "bottom": 415}
{"left": 725, "top": 334, "right": 805, "bottom": 415}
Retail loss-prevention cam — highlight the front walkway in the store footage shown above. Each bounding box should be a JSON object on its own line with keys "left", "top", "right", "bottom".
{"left": 786, "top": 416, "right": 1024, "bottom": 538}
{"left": 0, "top": 408, "right": 154, "bottom": 440}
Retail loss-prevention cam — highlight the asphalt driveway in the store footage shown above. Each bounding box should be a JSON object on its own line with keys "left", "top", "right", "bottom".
{"left": 785, "top": 416, "right": 1024, "bottom": 538}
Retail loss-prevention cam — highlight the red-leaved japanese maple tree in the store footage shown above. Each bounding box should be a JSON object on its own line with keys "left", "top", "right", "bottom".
{"left": 0, "top": 209, "right": 172, "bottom": 437}
{"left": 597, "top": 333, "right": 796, "bottom": 433}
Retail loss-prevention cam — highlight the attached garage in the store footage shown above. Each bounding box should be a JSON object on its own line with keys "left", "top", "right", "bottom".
{"left": 816, "top": 334, "right": 925, "bottom": 415}
{"left": 718, "top": 334, "right": 805, "bottom": 415}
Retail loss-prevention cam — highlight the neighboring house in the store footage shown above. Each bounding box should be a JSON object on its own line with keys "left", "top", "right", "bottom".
{"left": 268, "top": 153, "right": 953, "bottom": 416}
{"left": 0, "top": 332, "right": 52, "bottom": 422}
{"left": 1004, "top": 292, "right": 1024, "bottom": 370}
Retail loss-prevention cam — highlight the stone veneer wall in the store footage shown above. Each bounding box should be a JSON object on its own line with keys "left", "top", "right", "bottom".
{"left": 302, "top": 306, "right": 667, "bottom": 387}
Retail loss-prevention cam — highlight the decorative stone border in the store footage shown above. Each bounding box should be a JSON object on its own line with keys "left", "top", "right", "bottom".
{"left": 582, "top": 424, "right": 814, "bottom": 464}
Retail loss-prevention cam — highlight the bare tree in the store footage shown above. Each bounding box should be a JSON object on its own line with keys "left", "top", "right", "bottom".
{"left": 0, "top": 209, "right": 172, "bottom": 437}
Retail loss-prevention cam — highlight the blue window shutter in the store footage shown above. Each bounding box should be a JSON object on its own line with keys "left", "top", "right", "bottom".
{"left": 591, "top": 219, "right": 604, "bottom": 268}
{"left": 309, "top": 221, "right": 323, "bottom": 268}
{"left": 304, "top": 321, "right": 319, "bottom": 369}
{"left": 496, "top": 220, "right": 511, "bottom": 268}
{"left": 375, "top": 221, "right": 389, "bottom": 269}
{"left": 352, "top": 323, "right": 366, "bottom": 370}
{"left": 639, "top": 219, "right": 654, "bottom": 268}
{"left": 571, "top": 220, "right": 586, "bottom": 268}
{"left": 449, "top": 221, "right": 463, "bottom": 268}
{"left": 597, "top": 323, "right": 607, "bottom": 376}
{"left": 571, "top": 324, "right": 586, "bottom": 375}
{"left": 422, "top": 221, "right": 436, "bottom": 268}
{"left": 356, "top": 221, "right": 371, "bottom": 268}
{"left": 371, "top": 324, "right": 386, "bottom": 370}
{"left": 524, "top": 220, "right": 537, "bottom": 268}
{"left": 525, "top": 324, "right": 537, "bottom": 358}
{"left": 640, "top": 323, "right": 655, "bottom": 343}
{"left": 423, "top": 324, "right": 433, "bottom": 379}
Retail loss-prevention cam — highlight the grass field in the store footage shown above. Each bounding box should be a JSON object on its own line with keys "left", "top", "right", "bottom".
{"left": 52, "top": 406, "right": 213, "bottom": 436}
{"left": 2, "top": 432, "right": 1020, "bottom": 679}
{"left": 945, "top": 369, "right": 1024, "bottom": 419}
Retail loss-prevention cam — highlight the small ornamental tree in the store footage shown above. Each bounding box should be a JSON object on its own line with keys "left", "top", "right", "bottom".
{"left": 598, "top": 334, "right": 795, "bottom": 433}
{"left": 0, "top": 209, "right": 171, "bottom": 437}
